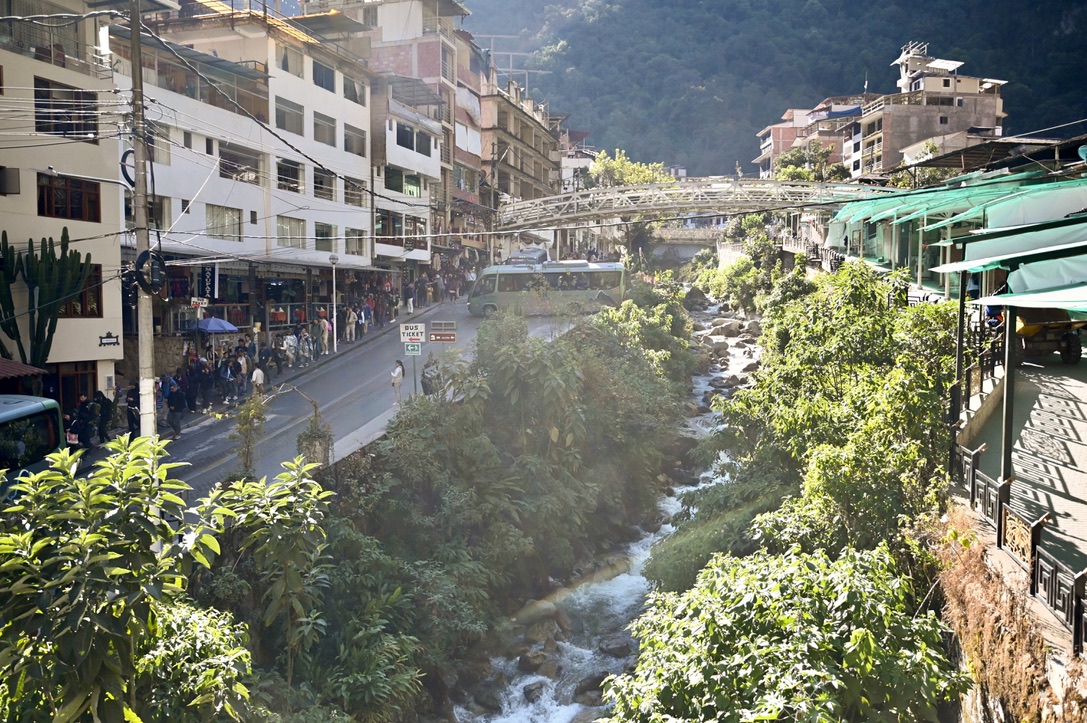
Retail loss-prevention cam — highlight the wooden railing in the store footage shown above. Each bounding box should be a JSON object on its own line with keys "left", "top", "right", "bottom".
{"left": 956, "top": 440, "right": 1087, "bottom": 654}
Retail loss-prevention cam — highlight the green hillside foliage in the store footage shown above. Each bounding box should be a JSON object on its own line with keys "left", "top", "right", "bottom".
{"left": 462, "top": 0, "right": 1087, "bottom": 175}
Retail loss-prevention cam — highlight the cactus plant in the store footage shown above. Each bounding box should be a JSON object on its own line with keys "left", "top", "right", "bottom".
{"left": 21, "top": 228, "right": 92, "bottom": 369}
{"left": 0, "top": 231, "right": 27, "bottom": 362}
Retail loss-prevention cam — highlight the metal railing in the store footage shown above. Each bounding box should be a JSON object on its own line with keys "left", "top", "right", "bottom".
{"left": 956, "top": 439, "right": 1087, "bottom": 654}
{"left": 0, "top": 31, "right": 111, "bottom": 80}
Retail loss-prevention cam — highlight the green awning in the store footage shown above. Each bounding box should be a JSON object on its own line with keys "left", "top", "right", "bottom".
{"left": 924, "top": 178, "right": 1087, "bottom": 233}
{"left": 931, "top": 236, "right": 1087, "bottom": 274}
{"left": 933, "top": 213, "right": 1087, "bottom": 248}
{"left": 971, "top": 284, "right": 1087, "bottom": 313}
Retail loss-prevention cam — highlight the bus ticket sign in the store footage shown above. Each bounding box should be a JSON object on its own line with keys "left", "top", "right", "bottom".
{"left": 400, "top": 323, "right": 425, "bottom": 343}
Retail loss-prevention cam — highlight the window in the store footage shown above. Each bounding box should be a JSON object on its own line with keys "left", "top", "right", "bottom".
{"left": 277, "top": 44, "right": 303, "bottom": 78}
{"left": 34, "top": 77, "right": 96, "bottom": 140}
{"left": 145, "top": 121, "right": 170, "bottom": 165}
{"left": 939, "top": 116, "right": 949, "bottom": 125}
{"left": 250, "top": 210, "right": 258, "bottom": 225}
{"left": 361, "top": 6, "right": 377, "bottom": 25}
{"left": 943, "top": 78, "right": 951, "bottom": 88}
{"left": 313, "top": 168, "right": 336, "bottom": 201}
{"left": 57, "top": 264, "right": 102, "bottom": 318}
{"left": 275, "top": 97, "right": 304, "bottom": 134}
{"left": 207, "top": 204, "right": 242, "bottom": 241}
{"left": 277, "top": 215, "right": 305, "bottom": 248}
{"left": 183, "top": 131, "right": 192, "bottom": 148}
{"left": 344, "top": 123, "right": 366, "bottom": 156}
{"left": 312, "top": 61, "right": 334, "bottom": 92}
{"left": 313, "top": 112, "right": 336, "bottom": 146}
{"left": 345, "top": 228, "right": 367, "bottom": 255}
{"left": 454, "top": 164, "right": 477, "bottom": 193}
{"left": 385, "top": 167, "right": 403, "bottom": 193}
{"left": 37, "top": 173, "right": 100, "bottom": 222}
{"left": 396, "top": 122, "right": 416, "bottom": 150}
{"left": 343, "top": 76, "right": 366, "bottom": 106}
{"left": 219, "top": 143, "right": 262, "bottom": 184}
{"left": 415, "top": 131, "right": 431, "bottom": 157}
{"left": 403, "top": 173, "right": 421, "bottom": 198}
{"left": 181, "top": 199, "right": 190, "bottom": 213}
{"left": 315, "top": 222, "right": 335, "bottom": 252}
{"left": 344, "top": 177, "right": 366, "bottom": 207}
{"left": 206, "top": 137, "right": 214, "bottom": 155}
{"left": 124, "top": 192, "right": 169, "bottom": 230}
{"left": 277, "top": 159, "right": 304, "bottom": 193}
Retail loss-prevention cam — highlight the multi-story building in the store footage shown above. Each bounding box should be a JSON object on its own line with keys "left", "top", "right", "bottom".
{"left": 109, "top": 1, "right": 381, "bottom": 358}
{"left": 321, "top": 0, "right": 467, "bottom": 277}
{"left": 0, "top": 0, "right": 129, "bottom": 410}
{"left": 448, "top": 29, "right": 490, "bottom": 266}
{"left": 851, "top": 41, "right": 1005, "bottom": 177}
{"left": 480, "top": 73, "right": 561, "bottom": 260}
{"left": 753, "top": 108, "right": 811, "bottom": 178}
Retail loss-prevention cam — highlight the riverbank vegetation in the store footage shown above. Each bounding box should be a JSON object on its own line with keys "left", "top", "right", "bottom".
{"left": 621, "top": 261, "right": 968, "bottom": 719}
{"left": 0, "top": 279, "right": 697, "bottom": 722}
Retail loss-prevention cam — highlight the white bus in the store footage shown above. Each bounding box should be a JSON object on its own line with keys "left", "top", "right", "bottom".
{"left": 467, "top": 260, "right": 626, "bottom": 318}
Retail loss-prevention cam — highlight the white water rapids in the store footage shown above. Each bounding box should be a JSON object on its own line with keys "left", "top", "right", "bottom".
{"left": 455, "top": 304, "right": 750, "bottom": 722}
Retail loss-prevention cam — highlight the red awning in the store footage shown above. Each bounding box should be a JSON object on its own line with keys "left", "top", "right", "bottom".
{"left": 0, "top": 358, "right": 46, "bottom": 380}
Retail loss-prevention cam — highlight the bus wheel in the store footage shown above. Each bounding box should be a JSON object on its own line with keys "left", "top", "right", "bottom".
{"left": 483, "top": 305, "right": 498, "bottom": 318}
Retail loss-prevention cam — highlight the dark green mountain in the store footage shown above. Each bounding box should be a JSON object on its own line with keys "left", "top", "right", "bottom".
{"left": 461, "top": 0, "right": 1087, "bottom": 175}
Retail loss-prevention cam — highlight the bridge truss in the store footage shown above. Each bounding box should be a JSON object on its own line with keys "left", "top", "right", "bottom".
{"left": 497, "top": 177, "right": 895, "bottom": 232}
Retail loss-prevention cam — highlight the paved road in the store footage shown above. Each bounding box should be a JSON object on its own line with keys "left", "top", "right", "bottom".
{"left": 108, "top": 302, "right": 569, "bottom": 500}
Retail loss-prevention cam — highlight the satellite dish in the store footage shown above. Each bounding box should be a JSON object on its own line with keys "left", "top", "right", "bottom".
{"left": 1079, "top": 145, "right": 1087, "bottom": 163}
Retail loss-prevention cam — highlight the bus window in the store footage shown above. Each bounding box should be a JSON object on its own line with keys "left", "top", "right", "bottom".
{"left": 0, "top": 410, "right": 59, "bottom": 470}
{"left": 498, "top": 274, "right": 525, "bottom": 293}
{"left": 472, "top": 275, "right": 496, "bottom": 297}
{"left": 593, "top": 271, "right": 620, "bottom": 290}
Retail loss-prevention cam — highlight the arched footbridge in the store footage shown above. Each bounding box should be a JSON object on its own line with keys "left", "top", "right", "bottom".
{"left": 496, "top": 177, "right": 896, "bottom": 231}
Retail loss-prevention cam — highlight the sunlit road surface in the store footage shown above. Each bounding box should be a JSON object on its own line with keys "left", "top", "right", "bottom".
{"left": 158, "top": 304, "right": 569, "bottom": 499}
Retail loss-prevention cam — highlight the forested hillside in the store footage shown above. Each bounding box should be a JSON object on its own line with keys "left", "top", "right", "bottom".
{"left": 462, "top": 0, "right": 1087, "bottom": 175}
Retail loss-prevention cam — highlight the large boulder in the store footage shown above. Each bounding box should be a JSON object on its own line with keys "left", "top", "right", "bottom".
{"left": 705, "top": 336, "right": 730, "bottom": 351}
{"left": 598, "top": 635, "right": 633, "bottom": 658}
{"left": 744, "top": 319, "right": 762, "bottom": 336}
{"left": 517, "top": 649, "right": 550, "bottom": 673}
{"left": 574, "top": 671, "right": 610, "bottom": 697}
{"left": 682, "top": 285, "right": 708, "bottom": 310}
{"left": 710, "top": 319, "right": 743, "bottom": 337}
{"left": 523, "top": 680, "right": 548, "bottom": 703}
{"left": 512, "top": 599, "right": 558, "bottom": 627}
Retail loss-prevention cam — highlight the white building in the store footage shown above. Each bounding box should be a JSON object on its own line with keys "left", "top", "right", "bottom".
{"left": 109, "top": 5, "right": 380, "bottom": 343}
{"left": 0, "top": 0, "right": 130, "bottom": 410}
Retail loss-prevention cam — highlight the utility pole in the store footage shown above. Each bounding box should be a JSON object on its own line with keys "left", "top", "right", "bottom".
{"left": 131, "top": 0, "right": 156, "bottom": 437}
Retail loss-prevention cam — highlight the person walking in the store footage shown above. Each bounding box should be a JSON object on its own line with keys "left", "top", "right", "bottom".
{"left": 344, "top": 306, "right": 357, "bottom": 343}
{"left": 391, "top": 359, "right": 405, "bottom": 405}
{"left": 251, "top": 364, "right": 265, "bottom": 397}
{"left": 95, "top": 390, "right": 113, "bottom": 444}
{"left": 125, "top": 381, "right": 140, "bottom": 436}
{"left": 166, "top": 382, "right": 185, "bottom": 440}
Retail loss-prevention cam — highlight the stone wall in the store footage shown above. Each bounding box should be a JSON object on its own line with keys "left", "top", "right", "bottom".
{"left": 116, "top": 334, "right": 192, "bottom": 382}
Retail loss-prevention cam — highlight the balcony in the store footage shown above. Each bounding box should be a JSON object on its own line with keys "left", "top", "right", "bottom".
{"left": 0, "top": 31, "right": 110, "bottom": 80}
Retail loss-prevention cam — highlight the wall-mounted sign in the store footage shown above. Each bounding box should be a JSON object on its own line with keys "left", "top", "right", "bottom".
{"left": 99, "top": 332, "right": 120, "bottom": 347}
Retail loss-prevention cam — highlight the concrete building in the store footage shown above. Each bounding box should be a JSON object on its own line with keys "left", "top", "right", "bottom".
{"left": 480, "top": 73, "right": 561, "bottom": 260}
{"left": 108, "top": 1, "right": 385, "bottom": 368}
{"left": 851, "top": 41, "right": 1006, "bottom": 178}
{"left": 753, "top": 108, "right": 811, "bottom": 178}
{"left": 0, "top": 0, "right": 130, "bottom": 411}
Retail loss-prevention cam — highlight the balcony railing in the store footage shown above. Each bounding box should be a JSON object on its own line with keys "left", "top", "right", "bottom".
{"left": 955, "top": 437, "right": 1087, "bottom": 654}
{"left": 0, "top": 31, "right": 110, "bottom": 80}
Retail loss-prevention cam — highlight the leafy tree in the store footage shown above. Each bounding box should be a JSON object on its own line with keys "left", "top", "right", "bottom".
{"left": 888, "top": 141, "right": 958, "bottom": 189}
{"left": 587, "top": 148, "right": 673, "bottom": 189}
{"left": 230, "top": 393, "right": 267, "bottom": 478}
{"left": 772, "top": 139, "right": 849, "bottom": 182}
{"left": 604, "top": 546, "right": 969, "bottom": 722}
{"left": 0, "top": 437, "right": 243, "bottom": 723}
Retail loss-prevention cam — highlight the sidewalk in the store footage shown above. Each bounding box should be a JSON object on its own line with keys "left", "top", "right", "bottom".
{"left": 114, "top": 302, "right": 451, "bottom": 441}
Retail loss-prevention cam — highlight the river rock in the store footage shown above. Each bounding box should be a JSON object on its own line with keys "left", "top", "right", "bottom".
{"left": 705, "top": 335, "right": 730, "bottom": 351}
{"left": 744, "top": 319, "right": 762, "bottom": 335}
{"left": 537, "top": 658, "right": 563, "bottom": 679}
{"left": 724, "top": 374, "right": 742, "bottom": 388}
{"left": 517, "top": 649, "right": 550, "bottom": 673}
{"left": 512, "top": 599, "right": 558, "bottom": 626}
{"left": 682, "top": 285, "right": 708, "bottom": 309}
{"left": 598, "top": 635, "right": 633, "bottom": 658}
{"left": 524, "top": 619, "right": 559, "bottom": 645}
{"left": 472, "top": 679, "right": 506, "bottom": 713}
{"left": 523, "top": 681, "right": 548, "bottom": 703}
{"left": 571, "top": 711, "right": 604, "bottom": 723}
{"left": 574, "top": 671, "right": 610, "bottom": 697}
{"left": 742, "top": 360, "right": 760, "bottom": 373}
{"left": 711, "top": 319, "right": 743, "bottom": 337}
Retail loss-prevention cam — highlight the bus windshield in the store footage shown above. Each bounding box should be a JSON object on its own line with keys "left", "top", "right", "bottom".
{"left": 467, "top": 261, "right": 626, "bottom": 317}
{"left": 0, "top": 395, "right": 64, "bottom": 494}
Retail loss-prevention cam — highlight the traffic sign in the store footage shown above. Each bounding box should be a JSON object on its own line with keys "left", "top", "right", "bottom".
{"left": 404, "top": 342, "right": 422, "bottom": 356}
{"left": 429, "top": 332, "right": 456, "bottom": 343}
{"left": 400, "top": 322, "right": 425, "bottom": 343}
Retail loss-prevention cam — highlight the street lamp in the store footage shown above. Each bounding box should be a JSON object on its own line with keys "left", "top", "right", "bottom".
{"left": 329, "top": 254, "right": 338, "bottom": 354}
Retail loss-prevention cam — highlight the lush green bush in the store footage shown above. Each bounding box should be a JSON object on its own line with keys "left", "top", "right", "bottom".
{"left": 605, "top": 546, "right": 969, "bottom": 722}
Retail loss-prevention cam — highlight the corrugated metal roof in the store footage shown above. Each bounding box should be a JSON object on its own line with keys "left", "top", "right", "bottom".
{"left": 0, "top": 359, "right": 46, "bottom": 381}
